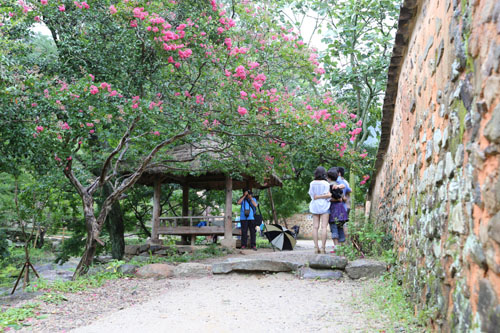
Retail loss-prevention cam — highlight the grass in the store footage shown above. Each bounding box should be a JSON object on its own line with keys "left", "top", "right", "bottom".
{"left": 27, "top": 270, "right": 123, "bottom": 293}
{"left": 128, "top": 243, "right": 228, "bottom": 265}
{"left": 360, "top": 273, "right": 426, "bottom": 332}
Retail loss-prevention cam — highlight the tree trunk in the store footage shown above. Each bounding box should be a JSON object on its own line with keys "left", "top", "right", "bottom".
{"left": 104, "top": 184, "right": 125, "bottom": 260}
{"left": 73, "top": 197, "right": 98, "bottom": 278}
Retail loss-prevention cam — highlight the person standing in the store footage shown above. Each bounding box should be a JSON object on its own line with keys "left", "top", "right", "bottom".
{"left": 237, "top": 188, "right": 258, "bottom": 250}
{"left": 325, "top": 168, "right": 348, "bottom": 252}
{"left": 308, "top": 166, "right": 331, "bottom": 254}
{"left": 337, "top": 167, "right": 352, "bottom": 240}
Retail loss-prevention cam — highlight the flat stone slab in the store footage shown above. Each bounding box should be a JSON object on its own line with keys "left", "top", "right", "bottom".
{"left": 173, "top": 263, "right": 212, "bottom": 277}
{"left": 308, "top": 255, "right": 348, "bottom": 270}
{"left": 118, "top": 264, "right": 138, "bottom": 275}
{"left": 345, "top": 259, "right": 387, "bottom": 279}
{"left": 299, "top": 267, "right": 343, "bottom": 280}
{"left": 212, "top": 259, "right": 298, "bottom": 274}
{"left": 135, "top": 264, "right": 174, "bottom": 279}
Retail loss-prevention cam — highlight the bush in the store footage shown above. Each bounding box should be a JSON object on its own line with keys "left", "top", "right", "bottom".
{"left": 335, "top": 212, "right": 394, "bottom": 263}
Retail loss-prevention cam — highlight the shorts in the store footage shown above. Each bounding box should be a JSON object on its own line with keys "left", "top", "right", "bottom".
{"left": 329, "top": 222, "right": 346, "bottom": 242}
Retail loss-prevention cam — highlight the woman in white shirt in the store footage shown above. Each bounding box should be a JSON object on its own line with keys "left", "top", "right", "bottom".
{"left": 308, "top": 166, "right": 332, "bottom": 254}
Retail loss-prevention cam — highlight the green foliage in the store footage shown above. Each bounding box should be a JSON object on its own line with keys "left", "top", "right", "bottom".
{"left": 0, "top": 232, "right": 10, "bottom": 262}
{"left": 129, "top": 244, "right": 227, "bottom": 266}
{"left": 39, "top": 292, "right": 68, "bottom": 305}
{"left": 0, "top": 302, "right": 42, "bottom": 331}
{"left": 335, "top": 214, "right": 394, "bottom": 262}
{"left": 29, "top": 271, "right": 122, "bottom": 293}
{"left": 362, "top": 273, "right": 426, "bottom": 332}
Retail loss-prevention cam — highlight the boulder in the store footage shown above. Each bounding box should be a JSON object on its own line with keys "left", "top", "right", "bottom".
{"left": 308, "top": 255, "right": 348, "bottom": 270}
{"left": 124, "top": 245, "right": 140, "bottom": 255}
{"left": 345, "top": 259, "right": 387, "bottom": 279}
{"left": 212, "top": 259, "right": 298, "bottom": 274}
{"left": 173, "top": 263, "right": 212, "bottom": 277}
{"left": 299, "top": 267, "right": 343, "bottom": 280}
{"left": 138, "top": 244, "right": 150, "bottom": 253}
{"left": 94, "top": 255, "right": 113, "bottom": 264}
{"left": 118, "top": 264, "right": 138, "bottom": 275}
{"left": 135, "top": 264, "right": 174, "bottom": 279}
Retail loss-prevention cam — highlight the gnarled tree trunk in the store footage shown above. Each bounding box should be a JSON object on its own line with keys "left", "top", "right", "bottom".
{"left": 103, "top": 184, "right": 125, "bottom": 260}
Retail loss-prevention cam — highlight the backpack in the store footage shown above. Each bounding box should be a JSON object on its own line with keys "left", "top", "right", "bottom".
{"left": 330, "top": 182, "right": 343, "bottom": 200}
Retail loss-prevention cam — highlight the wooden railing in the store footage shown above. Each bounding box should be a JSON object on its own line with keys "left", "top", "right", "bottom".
{"left": 157, "top": 216, "right": 241, "bottom": 245}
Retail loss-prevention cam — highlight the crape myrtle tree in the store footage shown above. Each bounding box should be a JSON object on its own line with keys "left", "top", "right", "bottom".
{"left": 3, "top": 0, "right": 364, "bottom": 276}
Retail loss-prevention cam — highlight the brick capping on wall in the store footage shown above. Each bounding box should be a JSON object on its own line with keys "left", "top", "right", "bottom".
{"left": 368, "top": 0, "right": 421, "bottom": 198}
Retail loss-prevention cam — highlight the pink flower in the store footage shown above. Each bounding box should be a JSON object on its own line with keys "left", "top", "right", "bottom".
{"left": 89, "top": 85, "right": 98, "bottom": 94}
{"left": 132, "top": 104, "right": 139, "bottom": 109}
{"left": 58, "top": 5, "right": 65, "bottom": 11}
{"left": 196, "top": 95, "right": 204, "bottom": 104}
{"left": 109, "top": 5, "right": 117, "bottom": 14}
{"left": 130, "top": 20, "right": 138, "bottom": 28}
{"left": 248, "top": 61, "right": 260, "bottom": 69}
{"left": 86, "top": 122, "right": 94, "bottom": 127}
{"left": 60, "top": 122, "right": 70, "bottom": 130}
{"left": 339, "top": 122, "right": 346, "bottom": 128}
{"left": 240, "top": 91, "right": 248, "bottom": 99}
{"left": 89, "top": 129, "right": 95, "bottom": 134}
{"left": 153, "top": 131, "right": 160, "bottom": 136}
{"left": 360, "top": 153, "right": 368, "bottom": 158}
{"left": 237, "top": 106, "right": 248, "bottom": 116}
{"left": 356, "top": 120, "right": 363, "bottom": 126}
{"left": 109, "top": 90, "right": 118, "bottom": 97}
{"left": 40, "top": 0, "right": 48, "bottom": 5}
{"left": 34, "top": 16, "right": 40, "bottom": 22}
{"left": 81, "top": 2, "right": 89, "bottom": 9}
{"left": 36, "top": 126, "right": 44, "bottom": 133}
{"left": 31, "top": 103, "right": 38, "bottom": 107}
{"left": 224, "top": 38, "right": 232, "bottom": 49}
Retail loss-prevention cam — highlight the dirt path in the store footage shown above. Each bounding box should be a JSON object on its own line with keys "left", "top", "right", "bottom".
{"left": 68, "top": 241, "right": 389, "bottom": 333}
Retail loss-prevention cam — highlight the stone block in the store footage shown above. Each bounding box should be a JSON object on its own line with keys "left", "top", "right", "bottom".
{"left": 478, "top": 279, "right": 499, "bottom": 332}
{"left": 455, "top": 144, "right": 464, "bottom": 166}
{"left": 484, "top": 104, "right": 500, "bottom": 144}
{"left": 445, "top": 152, "right": 455, "bottom": 178}
{"left": 138, "top": 244, "right": 150, "bottom": 253}
{"left": 434, "top": 160, "right": 444, "bottom": 184}
{"left": 488, "top": 211, "right": 500, "bottom": 244}
{"left": 212, "top": 259, "right": 298, "bottom": 274}
{"left": 484, "top": 174, "right": 500, "bottom": 215}
{"left": 124, "top": 245, "right": 140, "bottom": 255}
{"left": 463, "top": 235, "right": 486, "bottom": 269}
{"left": 130, "top": 255, "right": 150, "bottom": 263}
{"left": 299, "top": 267, "right": 343, "bottom": 280}
{"left": 426, "top": 140, "right": 434, "bottom": 161}
{"left": 135, "top": 263, "right": 174, "bottom": 279}
{"left": 308, "top": 255, "right": 348, "bottom": 270}
{"left": 345, "top": 259, "right": 387, "bottom": 279}
{"left": 449, "top": 204, "right": 466, "bottom": 234}
{"left": 173, "top": 263, "right": 212, "bottom": 277}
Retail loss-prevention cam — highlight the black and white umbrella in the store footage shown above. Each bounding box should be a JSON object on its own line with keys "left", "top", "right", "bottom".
{"left": 264, "top": 224, "right": 296, "bottom": 251}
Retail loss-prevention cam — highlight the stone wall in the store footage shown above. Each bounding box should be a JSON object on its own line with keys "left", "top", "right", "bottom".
{"left": 369, "top": 0, "right": 500, "bottom": 331}
{"left": 285, "top": 213, "right": 314, "bottom": 238}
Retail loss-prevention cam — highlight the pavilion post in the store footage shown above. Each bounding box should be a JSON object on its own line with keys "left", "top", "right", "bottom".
{"left": 182, "top": 185, "right": 189, "bottom": 217}
{"left": 221, "top": 175, "right": 235, "bottom": 248}
{"left": 151, "top": 180, "right": 161, "bottom": 242}
{"left": 267, "top": 187, "right": 280, "bottom": 226}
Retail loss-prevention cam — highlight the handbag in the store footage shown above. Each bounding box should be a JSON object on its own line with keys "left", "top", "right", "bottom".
{"left": 243, "top": 200, "right": 251, "bottom": 218}
{"left": 253, "top": 203, "right": 263, "bottom": 225}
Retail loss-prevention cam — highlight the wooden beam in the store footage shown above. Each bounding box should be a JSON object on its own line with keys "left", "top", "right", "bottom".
{"left": 157, "top": 226, "right": 241, "bottom": 236}
{"left": 267, "top": 187, "right": 279, "bottom": 225}
{"left": 151, "top": 180, "right": 161, "bottom": 241}
{"left": 221, "top": 175, "right": 235, "bottom": 248}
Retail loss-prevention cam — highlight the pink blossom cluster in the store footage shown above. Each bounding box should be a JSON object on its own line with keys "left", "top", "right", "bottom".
{"left": 74, "top": 1, "right": 90, "bottom": 9}
{"left": 360, "top": 175, "right": 370, "bottom": 185}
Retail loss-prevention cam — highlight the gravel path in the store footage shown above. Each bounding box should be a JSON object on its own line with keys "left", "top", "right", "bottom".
{"left": 10, "top": 241, "right": 392, "bottom": 332}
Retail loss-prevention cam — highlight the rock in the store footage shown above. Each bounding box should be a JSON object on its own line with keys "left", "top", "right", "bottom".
{"left": 176, "top": 245, "right": 196, "bottom": 254}
{"left": 124, "top": 245, "right": 140, "bottom": 255}
{"left": 445, "top": 152, "right": 455, "bottom": 178}
{"left": 488, "top": 211, "right": 500, "bottom": 244}
{"left": 463, "top": 235, "right": 486, "bottom": 269}
{"left": 484, "top": 104, "right": 500, "bottom": 144}
{"left": 139, "top": 244, "right": 150, "bottom": 253}
{"left": 130, "top": 255, "right": 150, "bottom": 263}
{"left": 135, "top": 264, "right": 174, "bottom": 278}
{"left": 212, "top": 259, "right": 298, "bottom": 274}
{"left": 449, "top": 204, "right": 466, "bottom": 234}
{"left": 308, "top": 255, "right": 348, "bottom": 270}
{"left": 149, "top": 245, "right": 164, "bottom": 253}
{"left": 173, "top": 263, "right": 212, "bottom": 277}
{"left": 299, "top": 267, "right": 343, "bottom": 280}
{"left": 118, "top": 264, "right": 137, "bottom": 275}
{"left": 426, "top": 140, "right": 434, "bottom": 161}
{"left": 433, "top": 129, "right": 442, "bottom": 151}
{"left": 455, "top": 144, "right": 464, "bottom": 166}
{"left": 478, "top": 279, "right": 499, "bottom": 332}
{"left": 94, "top": 255, "right": 113, "bottom": 264}
{"left": 345, "top": 259, "right": 387, "bottom": 280}
{"left": 434, "top": 160, "right": 444, "bottom": 184}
